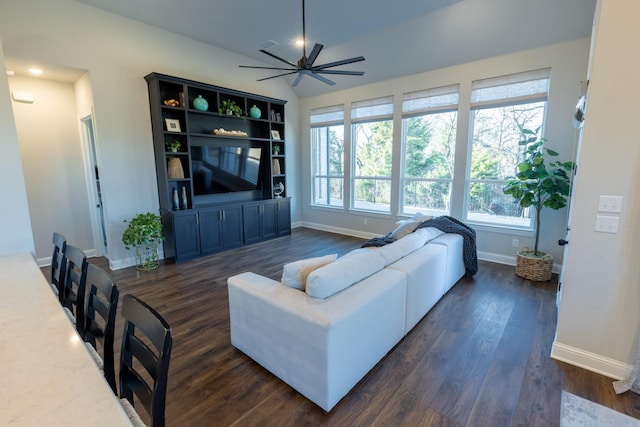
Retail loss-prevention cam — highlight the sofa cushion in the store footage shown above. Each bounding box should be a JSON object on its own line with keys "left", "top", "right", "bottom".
{"left": 306, "top": 251, "right": 386, "bottom": 299}
{"left": 394, "top": 231, "right": 428, "bottom": 257}
{"left": 416, "top": 226, "right": 445, "bottom": 242}
{"left": 281, "top": 254, "right": 338, "bottom": 290}
{"left": 376, "top": 243, "right": 403, "bottom": 266}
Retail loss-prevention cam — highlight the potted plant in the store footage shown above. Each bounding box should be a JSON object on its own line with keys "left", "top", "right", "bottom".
{"left": 272, "top": 144, "right": 281, "bottom": 155}
{"left": 122, "top": 212, "right": 164, "bottom": 271}
{"left": 165, "top": 139, "right": 181, "bottom": 152}
{"left": 218, "top": 99, "right": 244, "bottom": 117}
{"left": 503, "top": 129, "right": 574, "bottom": 281}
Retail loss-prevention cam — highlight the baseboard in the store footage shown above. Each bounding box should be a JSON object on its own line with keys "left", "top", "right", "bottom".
{"left": 478, "top": 251, "right": 562, "bottom": 274}
{"left": 551, "top": 341, "right": 633, "bottom": 380}
{"left": 298, "top": 221, "right": 380, "bottom": 240}
{"left": 36, "top": 248, "right": 99, "bottom": 267}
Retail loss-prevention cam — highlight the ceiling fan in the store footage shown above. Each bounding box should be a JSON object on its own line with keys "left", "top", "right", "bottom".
{"left": 239, "top": 0, "right": 365, "bottom": 87}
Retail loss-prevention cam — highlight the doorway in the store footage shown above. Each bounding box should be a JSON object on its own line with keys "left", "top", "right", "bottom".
{"left": 80, "top": 114, "right": 108, "bottom": 256}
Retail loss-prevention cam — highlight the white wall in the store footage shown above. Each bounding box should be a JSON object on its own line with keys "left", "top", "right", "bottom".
{"left": 0, "top": 0, "right": 299, "bottom": 268}
{"left": 552, "top": 0, "right": 640, "bottom": 379}
{"left": 0, "top": 38, "right": 35, "bottom": 257}
{"left": 299, "top": 39, "right": 590, "bottom": 267}
{"left": 8, "top": 75, "right": 94, "bottom": 262}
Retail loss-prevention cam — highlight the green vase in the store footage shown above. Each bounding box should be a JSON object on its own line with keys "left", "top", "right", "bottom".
{"left": 193, "top": 95, "right": 208, "bottom": 111}
{"left": 249, "top": 105, "right": 261, "bottom": 119}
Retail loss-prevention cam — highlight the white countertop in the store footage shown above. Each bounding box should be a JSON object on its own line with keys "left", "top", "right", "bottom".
{"left": 0, "top": 252, "right": 132, "bottom": 426}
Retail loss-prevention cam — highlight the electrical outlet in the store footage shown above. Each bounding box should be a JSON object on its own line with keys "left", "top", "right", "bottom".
{"left": 512, "top": 239, "right": 519, "bottom": 248}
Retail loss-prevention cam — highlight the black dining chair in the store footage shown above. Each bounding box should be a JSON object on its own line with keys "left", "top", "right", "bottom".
{"left": 83, "top": 264, "right": 119, "bottom": 394}
{"left": 50, "top": 232, "right": 67, "bottom": 298}
{"left": 119, "top": 294, "right": 172, "bottom": 427}
{"left": 60, "top": 244, "right": 88, "bottom": 336}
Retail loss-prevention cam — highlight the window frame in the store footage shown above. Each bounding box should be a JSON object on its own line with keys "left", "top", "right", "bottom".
{"left": 464, "top": 68, "right": 551, "bottom": 229}
{"left": 310, "top": 105, "right": 345, "bottom": 208}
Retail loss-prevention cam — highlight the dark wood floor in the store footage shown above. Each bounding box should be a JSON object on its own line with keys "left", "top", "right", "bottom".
{"left": 45, "top": 227, "right": 640, "bottom": 426}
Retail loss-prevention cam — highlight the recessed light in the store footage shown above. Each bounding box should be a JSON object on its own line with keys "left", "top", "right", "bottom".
{"left": 28, "top": 67, "right": 43, "bottom": 76}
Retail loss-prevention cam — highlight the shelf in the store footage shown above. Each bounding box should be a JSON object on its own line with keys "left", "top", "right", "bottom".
{"left": 146, "top": 72, "right": 288, "bottom": 262}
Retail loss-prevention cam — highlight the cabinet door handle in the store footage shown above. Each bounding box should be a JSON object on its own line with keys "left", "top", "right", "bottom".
{"left": 196, "top": 212, "right": 199, "bottom": 225}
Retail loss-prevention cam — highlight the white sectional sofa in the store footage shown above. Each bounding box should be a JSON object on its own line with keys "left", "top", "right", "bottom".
{"left": 227, "top": 228, "right": 466, "bottom": 412}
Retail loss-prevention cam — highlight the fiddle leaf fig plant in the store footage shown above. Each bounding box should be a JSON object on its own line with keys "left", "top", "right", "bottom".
{"left": 122, "top": 212, "right": 164, "bottom": 270}
{"left": 503, "top": 129, "right": 574, "bottom": 256}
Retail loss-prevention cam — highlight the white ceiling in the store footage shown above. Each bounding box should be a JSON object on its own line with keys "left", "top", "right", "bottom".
{"left": 9, "top": 0, "right": 597, "bottom": 98}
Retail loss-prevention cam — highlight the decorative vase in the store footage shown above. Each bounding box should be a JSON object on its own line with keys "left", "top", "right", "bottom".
{"left": 167, "top": 157, "right": 184, "bottom": 179}
{"left": 181, "top": 186, "right": 188, "bottom": 210}
{"left": 249, "top": 105, "right": 261, "bottom": 119}
{"left": 193, "top": 95, "right": 208, "bottom": 111}
{"left": 172, "top": 188, "right": 179, "bottom": 210}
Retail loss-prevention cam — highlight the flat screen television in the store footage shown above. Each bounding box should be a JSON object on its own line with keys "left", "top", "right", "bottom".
{"left": 191, "top": 143, "right": 263, "bottom": 195}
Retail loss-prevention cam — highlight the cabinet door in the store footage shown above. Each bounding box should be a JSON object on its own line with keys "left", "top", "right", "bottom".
{"left": 173, "top": 210, "right": 200, "bottom": 261}
{"left": 199, "top": 207, "right": 223, "bottom": 255}
{"left": 276, "top": 198, "right": 291, "bottom": 236}
{"left": 220, "top": 205, "right": 243, "bottom": 249}
{"left": 242, "top": 203, "right": 262, "bottom": 245}
{"left": 260, "top": 201, "right": 278, "bottom": 240}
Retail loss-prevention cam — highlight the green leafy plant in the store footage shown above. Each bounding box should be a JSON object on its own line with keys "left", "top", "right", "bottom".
{"left": 272, "top": 144, "right": 281, "bottom": 155}
{"left": 122, "top": 212, "right": 164, "bottom": 270}
{"left": 165, "top": 139, "right": 181, "bottom": 152}
{"left": 218, "top": 99, "right": 244, "bottom": 117}
{"left": 503, "top": 129, "right": 574, "bottom": 256}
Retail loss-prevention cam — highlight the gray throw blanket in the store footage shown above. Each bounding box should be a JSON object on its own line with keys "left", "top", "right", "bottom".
{"left": 362, "top": 215, "right": 478, "bottom": 277}
{"left": 416, "top": 216, "right": 477, "bottom": 277}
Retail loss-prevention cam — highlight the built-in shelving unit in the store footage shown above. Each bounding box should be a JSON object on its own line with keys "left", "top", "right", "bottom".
{"left": 145, "top": 72, "right": 290, "bottom": 262}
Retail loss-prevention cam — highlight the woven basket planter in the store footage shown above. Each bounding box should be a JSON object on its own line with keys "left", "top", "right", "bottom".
{"left": 516, "top": 250, "right": 553, "bottom": 281}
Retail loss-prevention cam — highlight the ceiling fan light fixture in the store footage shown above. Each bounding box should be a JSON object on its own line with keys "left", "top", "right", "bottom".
{"left": 239, "top": 0, "right": 365, "bottom": 87}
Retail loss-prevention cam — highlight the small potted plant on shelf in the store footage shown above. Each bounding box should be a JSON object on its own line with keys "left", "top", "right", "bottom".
{"left": 273, "top": 144, "right": 281, "bottom": 155}
{"left": 122, "top": 212, "right": 164, "bottom": 271}
{"left": 165, "top": 140, "right": 181, "bottom": 152}
{"left": 502, "top": 128, "right": 574, "bottom": 281}
{"left": 219, "top": 99, "right": 244, "bottom": 117}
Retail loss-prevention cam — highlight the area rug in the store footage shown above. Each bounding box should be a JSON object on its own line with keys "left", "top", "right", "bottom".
{"left": 561, "top": 391, "right": 640, "bottom": 426}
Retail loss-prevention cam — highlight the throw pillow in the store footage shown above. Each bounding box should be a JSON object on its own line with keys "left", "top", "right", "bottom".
{"left": 388, "top": 220, "right": 420, "bottom": 240}
{"left": 281, "top": 254, "right": 338, "bottom": 290}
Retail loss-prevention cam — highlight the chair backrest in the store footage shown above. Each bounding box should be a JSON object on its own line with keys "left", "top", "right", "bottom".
{"left": 120, "top": 294, "right": 172, "bottom": 427}
{"left": 51, "top": 232, "right": 67, "bottom": 296}
{"left": 84, "top": 264, "right": 119, "bottom": 393}
{"left": 61, "top": 244, "right": 88, "bottom": 337}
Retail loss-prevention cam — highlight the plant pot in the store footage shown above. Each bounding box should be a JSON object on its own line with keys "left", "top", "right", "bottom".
{"left": 134, "top": 240, "right": 160, "bottom": 271}
{"left": 515, "top": 250, "right": 553, "bottom": 281}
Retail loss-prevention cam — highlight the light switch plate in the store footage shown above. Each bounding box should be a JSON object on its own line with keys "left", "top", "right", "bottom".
{"left": 598, "top": 195, "right": 623, "bottom": 213}
{"left": 595, "top": 215, "right": 619, "bottom": 233}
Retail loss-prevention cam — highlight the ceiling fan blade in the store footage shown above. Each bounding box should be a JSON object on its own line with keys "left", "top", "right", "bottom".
{"left": 304, "top": 44, "right": 324, "bottom": 68}
{"left": 239, "top": 65, "right": 298, "bottom": 71}
{"left": 257, "top": 71, "right": 300, "bottom": 82}
{"left": 259, "top": 49, "right": 300, "bottom": 69}
{"left": 292, "top": 73, "right": 305, "bottom": 87}
{"left": 308, "top": 72, "right": 336, "bottom": 86}
{"left": 311, "top": 56, "right": 366, "bottom": 71}
{"left": 312, "top": 70, "right": 365, "bottom": 76}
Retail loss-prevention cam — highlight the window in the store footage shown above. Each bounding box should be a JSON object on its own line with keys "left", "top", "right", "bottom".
{"left": 466, "top": 68, "right": 551, "bottom": 227}
{"left": 311, "top": 105, "right": 344, "bottom": 207}
{"left": 351, "top": 96, "right": 394, "bottom": 212}
{"left": 401, "top": 85, "right": 459, "bottom": 216}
